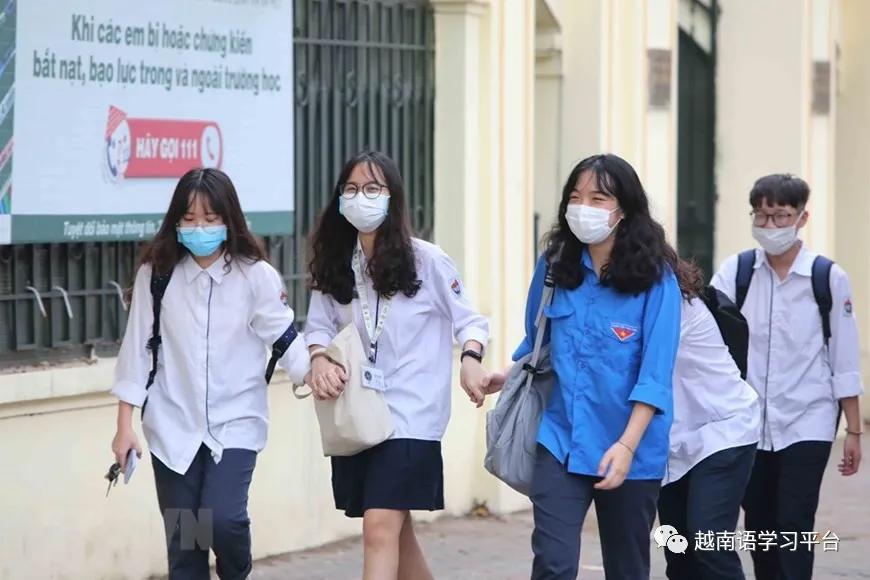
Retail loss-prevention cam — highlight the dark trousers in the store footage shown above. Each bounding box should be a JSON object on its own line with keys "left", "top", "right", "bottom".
{"left": 658, "top": 443, "right": 757, "bottom": 580}
{"left": 530, "top": 445, "right": 661, "bottom": 579}
{"left": 742, "top": 441, "right": 832, "bottom": 580}
{"left": 152, "top": 445, "right": 258, "bottom": 580}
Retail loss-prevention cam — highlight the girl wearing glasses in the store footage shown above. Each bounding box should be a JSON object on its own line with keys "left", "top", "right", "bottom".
{"left": 109, "top": 168, "right": 310, "bottom": 579}
{"left": 305, "top": 150, "right": 490, "bottom": 580}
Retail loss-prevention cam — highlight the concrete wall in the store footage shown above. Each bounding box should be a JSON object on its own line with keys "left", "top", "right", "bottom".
{"left": 535, "top": 0, "right": 678, "bottom": 237}
{"left": 834, "top": 0, "right": 870, "bottom": 414}
{"left": 0, "top": 365, "right": 497, "bottom": 579}
{"left": 715, "top": 0, "right": 811, "bottom": 264}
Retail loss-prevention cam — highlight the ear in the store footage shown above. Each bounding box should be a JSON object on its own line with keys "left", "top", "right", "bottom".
{"left": 797, "top": 209, "right": 810, "bottom": 230}
{"left": 612, "top": 208, "right": 626, "bottom": 227}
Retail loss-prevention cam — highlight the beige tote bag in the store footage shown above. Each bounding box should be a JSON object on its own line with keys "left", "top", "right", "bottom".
{"left": 294, "top": 317, "right": 395, "bottom": 456}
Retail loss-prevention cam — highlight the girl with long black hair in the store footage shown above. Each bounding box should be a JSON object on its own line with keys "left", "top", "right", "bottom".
{"left": 305, "top": 150, "right": 490, "bottom": 580}
{"left": 489, "top": 153, "right": 682, "bottom": 579}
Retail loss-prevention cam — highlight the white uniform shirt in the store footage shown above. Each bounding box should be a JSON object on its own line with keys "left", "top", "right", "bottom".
{"left": 305, "top": 239, "right": 490, "bottom": 441}
{"left": 665, "top": 298, "right": 761, "bottom": 485}
{"left": 112, "top": 255, "right": 310, "bottom": 474}
{"left": 711, "top": 245, "right": 864, "bottom": 451}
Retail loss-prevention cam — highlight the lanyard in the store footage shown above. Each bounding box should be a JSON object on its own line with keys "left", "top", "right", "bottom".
{"left": 351, "top": 245, "right": 391, "bottom": 364}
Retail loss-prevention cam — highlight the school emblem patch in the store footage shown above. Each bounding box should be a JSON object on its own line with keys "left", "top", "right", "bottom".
{"left": 280, "top": 289, "right": 289, "bottom": 308}
{"left": 611, "top": 324, "right": 637, "bottom": 342}
{"left": 450, "top": 279, "right": 462, "bottom": 296}
{"left": 844, "top": 298, "right": 853, "bottom": 316}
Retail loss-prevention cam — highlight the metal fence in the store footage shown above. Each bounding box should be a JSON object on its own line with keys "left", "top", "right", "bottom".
{"left": 0, "top": 0, "right": 435, "bottom": 367}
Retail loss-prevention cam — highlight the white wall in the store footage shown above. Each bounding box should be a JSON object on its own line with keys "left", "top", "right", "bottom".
{"left": 0, "top": 364, "right": 503, "bottom": 579}
{"left": 715, "top": 0, "right": 810, "bottom": 265}
{"left": 834, "top": 0, "right": 870, "bottom": 415}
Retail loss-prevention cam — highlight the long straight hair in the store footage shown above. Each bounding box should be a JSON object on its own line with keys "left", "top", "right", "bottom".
{"left": 308, "top": 150, "right": 421, "bottom": 304}
{"left": 544, "top": 154, "right": 677, "bottom": 294}
{"left": 139, "top": 168, "right": 265, "bottom": 275}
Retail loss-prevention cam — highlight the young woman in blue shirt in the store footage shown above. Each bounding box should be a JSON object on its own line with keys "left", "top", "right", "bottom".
{"left": 490, "top": 154, "right": 682, "bottom": 579}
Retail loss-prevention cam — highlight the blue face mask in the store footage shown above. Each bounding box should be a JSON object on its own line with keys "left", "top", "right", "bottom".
{"left": 176, "top": 225, "right": 227, "bottom": 257}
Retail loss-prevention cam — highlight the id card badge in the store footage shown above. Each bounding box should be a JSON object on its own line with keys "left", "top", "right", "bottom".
{"left": 361, "top": 365, "right": 386, "bottom": 392}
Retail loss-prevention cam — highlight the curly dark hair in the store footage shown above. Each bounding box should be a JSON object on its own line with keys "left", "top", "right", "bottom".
{"left": 543, "top": 153, "right": 675, "bottom": 294}
{"left": 139, "top": 168, "right": 265, "bottom": 276}
{"left": 675, "top": 258, "right": 705, "bottom": 300}
{"left": 308, "top": 150, "right": 421, "bottom": 304}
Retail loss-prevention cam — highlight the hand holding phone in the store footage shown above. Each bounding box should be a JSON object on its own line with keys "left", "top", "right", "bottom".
{"left": 123, "top": 448, "right": 138, "bottom": 484}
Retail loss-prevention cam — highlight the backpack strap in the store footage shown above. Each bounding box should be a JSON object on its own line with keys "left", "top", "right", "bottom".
{"left": 734, "top": 250, "right": 757, "bottom": 310}
{"left": 265, "top": 323, "right": 299, "bottom": 384}
{"left": 811, "top": 255, "right": 835, "bottom": 347}
{"left": 142, "top": 269, "right": 173, "bottom": 415}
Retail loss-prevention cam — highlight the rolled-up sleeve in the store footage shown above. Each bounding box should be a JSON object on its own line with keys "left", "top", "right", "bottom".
{"left": 249, "top": 262, "right": 309, "bottom": 385}
{"left": 628, "top": 270, "right": 682, "bottom": 414}
{"left": 431, "top": 250, "right": 490, "bottom": 348}
{"left": 305, "top": 289, "right": 340, "bottom": 349}
{"left": 111, "top": 264, "right": 154, "bottom": 407}
{"left": 829, "top": 266, "right": 865, "bottom": 400}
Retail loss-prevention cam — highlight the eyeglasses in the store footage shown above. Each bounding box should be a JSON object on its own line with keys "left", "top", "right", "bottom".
{"left": 340, "top": 182, "right": 389, "bottom": 199}
{"left": 750, "top": 210, "right": 798, "bottom": 228}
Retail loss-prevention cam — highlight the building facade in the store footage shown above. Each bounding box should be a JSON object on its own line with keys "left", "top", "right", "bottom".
{"left": 1, "top": 0, "right": 868, "bottom": 577}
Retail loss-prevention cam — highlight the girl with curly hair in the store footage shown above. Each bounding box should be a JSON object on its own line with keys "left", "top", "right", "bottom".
{"left": 490, "top": 153, "right": 682, "bottom": 579}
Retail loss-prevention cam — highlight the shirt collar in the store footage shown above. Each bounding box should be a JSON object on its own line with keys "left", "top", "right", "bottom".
{"left": 182, "top": 253, "right": 228, "bottom": 285}
{"left": 581, "top": 248, "right": 599, "bottom": 280}
{"left": 756, "top": 242, "right": 813, "bottom": 277}
{"left": 355, "top": 236, "right": 370, "bottom": 268}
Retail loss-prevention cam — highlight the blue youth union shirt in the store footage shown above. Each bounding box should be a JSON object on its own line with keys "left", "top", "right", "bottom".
{"left": 514, "top": 251, "right": 681, "bottom": 480}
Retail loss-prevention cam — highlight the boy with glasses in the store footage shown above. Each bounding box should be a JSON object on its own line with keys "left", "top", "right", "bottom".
{"left": 710, "top": 173, "right": 864, "bottom": 580}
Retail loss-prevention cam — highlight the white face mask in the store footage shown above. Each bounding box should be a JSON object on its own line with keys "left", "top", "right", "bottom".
{"left": 565, "top": 204, "right": 620, "bottom": 245}
{"left": 752, "top": 212, "right": 804, "bottom": 256}
{"left": 339, "top": 195, "right": 390, "bottom": 233}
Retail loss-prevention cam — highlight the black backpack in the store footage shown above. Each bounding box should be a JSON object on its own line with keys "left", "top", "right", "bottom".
{"left": 701, "top": 250, "right": 834, "bottom": 379}
{"left": 734, "top": 249, "right": 834, "bottom": 347}
{"left": 700, "top": 249, "right": 835, "bottom": 381}
{"left": 732, "top": 249, "right": 841, "bottom": 427}
{"left": 140, "top": 269, "right": 299, "bottom": 415}
{"left": 699, "top": 286, "right": 750, "bottom": 380}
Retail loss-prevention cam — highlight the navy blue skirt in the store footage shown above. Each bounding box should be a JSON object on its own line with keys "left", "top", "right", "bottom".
{"left": 331, "top": 438, "right": 444, "bottom": 518}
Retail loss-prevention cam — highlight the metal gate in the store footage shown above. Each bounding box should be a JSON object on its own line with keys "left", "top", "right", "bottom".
{"left": 271, "top": 0, "right": 435, "bottom": 325}
{"left": 677, "top": 0, "right": 718, "bottom": 279}
{"left": 0, "top": 0, "right": 435, "bottom": 367}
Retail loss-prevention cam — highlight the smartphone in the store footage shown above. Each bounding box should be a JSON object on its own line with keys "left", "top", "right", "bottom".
{"left": 124, "top": 448, "right": 138, "bottom": 484}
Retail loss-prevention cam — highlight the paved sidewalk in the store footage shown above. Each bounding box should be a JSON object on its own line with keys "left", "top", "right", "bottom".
{"left": 237, "top": 438, "right": 870, "bottom": 579}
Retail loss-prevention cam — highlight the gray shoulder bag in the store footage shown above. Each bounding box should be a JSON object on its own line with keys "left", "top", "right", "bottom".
{"left": 483, "top": 265, "right": 556, "bottom": 496}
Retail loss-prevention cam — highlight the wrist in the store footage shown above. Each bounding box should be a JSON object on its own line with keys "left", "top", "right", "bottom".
{"left": 116, "top": 402, "right": 134, "bottom": 429}
{"left": 617, "top": 440, "right": 635, "bottom": 455}
{"left": 460, "top": 349, "right": 483, "bottom": 365}
{"left": 845, "top": 428, "right": 864, "bottom": 436}
{"left": 310, "top": 348, "right": 330, "bottom": 363}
